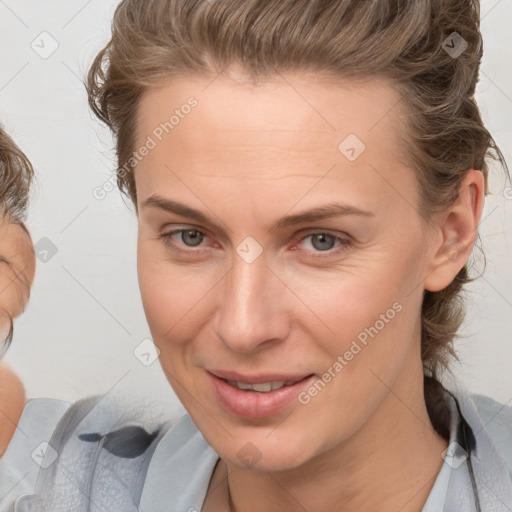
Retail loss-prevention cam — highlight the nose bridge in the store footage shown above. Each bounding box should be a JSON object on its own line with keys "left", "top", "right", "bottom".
{"left": 215, "top": 249, "right": 287, "bottom": 352}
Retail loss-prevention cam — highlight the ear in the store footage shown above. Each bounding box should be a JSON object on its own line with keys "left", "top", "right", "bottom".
{"left": 423, "top": 169, "right": 485, "bottom": 292}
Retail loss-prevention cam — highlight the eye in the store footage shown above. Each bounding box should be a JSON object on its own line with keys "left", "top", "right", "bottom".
{"left": 294, "top": 231, "right": 353, "bottom": 258}
{"left": 159, "top": 228, "right": 212, "bottom": 254}
{"left": 159, "top": 227, "right": 353, "bottom": 259}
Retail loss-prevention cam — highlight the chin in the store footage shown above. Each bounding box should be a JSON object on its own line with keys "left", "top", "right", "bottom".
{"left": 211, "top": 430, "right": 316, "bottom": 473}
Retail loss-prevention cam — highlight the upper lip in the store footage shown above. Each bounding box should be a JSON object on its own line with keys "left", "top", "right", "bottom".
{"left": 207, "top": 369, "right": 313, "bottom": 384}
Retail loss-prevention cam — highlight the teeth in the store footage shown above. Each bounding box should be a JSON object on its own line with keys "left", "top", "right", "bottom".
{"left": 227, "top": 380, "right": 292, "bottom": 392}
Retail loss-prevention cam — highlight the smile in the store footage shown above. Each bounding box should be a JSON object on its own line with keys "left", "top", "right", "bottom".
{"left": 225, "top": 379, "right": 305, "bottom": 392}
{"left": 207, "top": 371, "right": 315, "bottom": 418}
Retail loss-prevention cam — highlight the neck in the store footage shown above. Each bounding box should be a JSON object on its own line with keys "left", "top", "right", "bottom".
{"left": 205, "top": 353, "right": 449, "bottom": 512}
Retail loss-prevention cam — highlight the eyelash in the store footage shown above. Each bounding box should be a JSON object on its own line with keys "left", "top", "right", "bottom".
{"left": 159, "top": 228, "right": 353, "bottom": 259}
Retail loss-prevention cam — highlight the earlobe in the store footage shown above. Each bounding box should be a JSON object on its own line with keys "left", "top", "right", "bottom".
{"left": 423, "top": 169, "right": 485, "bottom": 293}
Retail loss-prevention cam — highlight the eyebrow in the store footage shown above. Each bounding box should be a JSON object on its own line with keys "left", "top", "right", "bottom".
{"left": 141, "top": 194, "right": 374, "bottom": 232}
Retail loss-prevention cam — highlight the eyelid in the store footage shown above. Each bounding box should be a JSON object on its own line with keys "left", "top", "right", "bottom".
{"left": 159, "top": 226, "right": 217, "bottom": 255}
{"left": 160, "top": 225, "right": 354, "bottom": 261}
{"left": 292, "top": 229, "right": 353, "bottom": 255}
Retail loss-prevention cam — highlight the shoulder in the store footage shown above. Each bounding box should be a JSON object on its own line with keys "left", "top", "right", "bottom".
{"left": 0, "top": 363, "right": 26, "bottom": 456}
{"left": 1, "top": 395, "right": 71, "bottom": 460}
{"left": 1, "top": 392, "right": 177, "bottom": 510}
{"left": 139, "top": 413, "right": 221, "bottom": 509}
{"left": 0, "top": 396, "right": 71, "bottom": 506}
{"left": 5, "top": 393, "right": 176, "bottom": 510}
{"left": 470, "top": 392, "right": 512, "bottom": 475}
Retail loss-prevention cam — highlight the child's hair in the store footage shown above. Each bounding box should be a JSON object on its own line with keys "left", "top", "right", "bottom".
{"left": 0, "top": 126, "right": 33, "bottom": 224}
{"left": 87, "top": 0, "right": 508, "bottom": 380}
{"left": 0, "top": 126, "right": 34, "bottom": 355}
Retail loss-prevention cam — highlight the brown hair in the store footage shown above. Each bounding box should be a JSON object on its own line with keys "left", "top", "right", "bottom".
{"left": 87, "top": 0, "right": 508, "bottom": 380}
{"left": 0, "top": 126, "right": 34, "bottom": 355}
{"left": 0, "top": 127, "right": 33, "bottom": 224}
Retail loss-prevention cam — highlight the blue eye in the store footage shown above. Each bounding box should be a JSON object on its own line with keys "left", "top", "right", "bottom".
{"left": 160, "top": 229, "right": 209, "bottom": 253}
{"left": 296, "top": 232, "right": 353, "bottom": 258}
{"left": 175, "top": 229, "right": 205, "bottom": 247}
{"left": 159, "top": 228, "right": 352, "bottom": 258}
{"left": 302, "top": 233, "right": 337, "bottom": 251}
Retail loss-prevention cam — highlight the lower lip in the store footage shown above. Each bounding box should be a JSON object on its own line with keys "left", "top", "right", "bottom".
{"left": 207, "top": 372, "right": 315, "bottom": 419}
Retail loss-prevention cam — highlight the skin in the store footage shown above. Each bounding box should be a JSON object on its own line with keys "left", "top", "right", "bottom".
{"left": 0, "top": 362, "right": 26, "bottom": 456}
{"left": 134, "top": 72, "right": 484, "bottom": 512}
{"left": 0, "top": 220, "right": 35, "bottom": 456}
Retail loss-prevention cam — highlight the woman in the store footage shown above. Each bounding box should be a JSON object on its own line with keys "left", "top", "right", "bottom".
{"left": 1, "top": 0, "right": 511, "bottom": 510}
{"left": 0, "top": 127, "right": 36, "bottom": 457}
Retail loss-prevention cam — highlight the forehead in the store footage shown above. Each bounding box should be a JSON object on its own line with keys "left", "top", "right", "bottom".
{"left": 136, "top": 73, "right": 407, "bottom": 147}
{"left": 134, "top": 73, "right": 417, "bottom": 216}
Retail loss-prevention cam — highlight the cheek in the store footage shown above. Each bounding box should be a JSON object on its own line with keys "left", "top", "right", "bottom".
{"left": 285, "top": 243, "right": 424, "bottom": 378}
{"left": 137, "top": 242, "right": 215, "bottom": 354}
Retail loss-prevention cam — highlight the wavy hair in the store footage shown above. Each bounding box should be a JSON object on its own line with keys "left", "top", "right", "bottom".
{"left": 86, "top": 0, "right": 508, "bottom": 381}
{"left": 0, "top": 126, "right": 34, "bottom": 355}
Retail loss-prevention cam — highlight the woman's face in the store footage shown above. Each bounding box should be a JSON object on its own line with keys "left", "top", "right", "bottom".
{"left": 135, "top": 73, "right": 441, "bottom": 470}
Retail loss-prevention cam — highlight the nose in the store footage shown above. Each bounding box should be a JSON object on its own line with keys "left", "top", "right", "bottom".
{"left": 214, "top": 250, "right": 290, "bottom": 353}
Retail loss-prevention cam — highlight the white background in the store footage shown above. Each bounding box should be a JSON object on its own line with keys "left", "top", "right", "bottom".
{"left": 0, "top": 0, "right": 511, "bottom": 416}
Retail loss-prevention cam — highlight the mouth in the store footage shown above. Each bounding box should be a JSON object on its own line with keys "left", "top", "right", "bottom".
{"left": 220, "top": 377, "right": 309, "bottom": 392}
{"left": 207, "top": 370, "right": 315, "bottom": 418}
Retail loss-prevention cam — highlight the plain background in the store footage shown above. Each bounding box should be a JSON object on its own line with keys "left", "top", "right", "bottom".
{"left": 0, "top": 0, "right": 511, "bottom": 418}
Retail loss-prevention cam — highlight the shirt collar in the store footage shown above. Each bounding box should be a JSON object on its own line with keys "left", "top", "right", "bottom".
{"left": 422, "top": 378, "right": 512, "bottom": 511}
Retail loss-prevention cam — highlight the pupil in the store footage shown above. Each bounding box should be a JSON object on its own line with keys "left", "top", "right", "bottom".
{"left": 183, "top": 230, "right": 203, "bottom": 247}
{"left": 312, "top": 234, "right": 335, "bottom": 251}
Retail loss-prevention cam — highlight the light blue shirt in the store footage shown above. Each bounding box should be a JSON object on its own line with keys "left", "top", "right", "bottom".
{"left": 1, "top": 379, "right": 511, "bottom": 511}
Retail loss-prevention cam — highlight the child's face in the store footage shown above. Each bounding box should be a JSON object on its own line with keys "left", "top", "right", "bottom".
{"left": 0, "top": 221, "right": 35, "bottom": 342}
{"left": 134, "top": 72, "right": 441, "bottom": 471}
